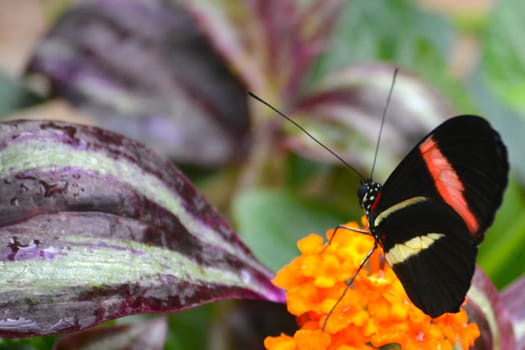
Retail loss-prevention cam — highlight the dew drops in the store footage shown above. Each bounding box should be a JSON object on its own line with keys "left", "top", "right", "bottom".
{"left": 240, "top": 269, "right": 252, "bottom": 284}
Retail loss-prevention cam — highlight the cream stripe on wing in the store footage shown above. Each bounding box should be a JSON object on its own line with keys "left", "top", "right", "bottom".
{"left": 373, "top": 196, "right": 428, "bottom": 227}
{"left": 384, "top": 233, "right": 445, "bottom": 266}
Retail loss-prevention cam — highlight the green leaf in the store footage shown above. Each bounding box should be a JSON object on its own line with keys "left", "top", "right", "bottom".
{"left": 468, "top": 69, "right": 525, "bottom": 185}
{"left": 165, "top": 305, "right": 215, "bottom": 350}
{"left": 478, "top": 178, "right": 525, "bottom": 288}
{"left": 320, "top": 0, "right": 450, "bottom": 66}
{"left": 310, "top": 0, "right": 473, "bottom": 111}
{"left": 233, "top": 188, "right": 345, "bottom": 272}
{"left": 481, "top": 0, "right": 525, "bottom": 111}
{"left": 0, "top": 73, "right": 43, "bottom": 117}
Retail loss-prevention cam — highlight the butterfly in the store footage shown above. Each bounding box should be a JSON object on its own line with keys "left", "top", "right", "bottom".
{"left": 358, "top": 114, "right": 508, "bottom": 317}
{"left": 248, "top": 91, "right": 509, "bottom": 318}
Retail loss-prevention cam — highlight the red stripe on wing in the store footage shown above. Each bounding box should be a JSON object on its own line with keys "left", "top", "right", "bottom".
{"left": 419, "top": 136, "right": 479, "bottom": 235}
{"left": 371, "top": 192, "right": 382, "bottom": 211}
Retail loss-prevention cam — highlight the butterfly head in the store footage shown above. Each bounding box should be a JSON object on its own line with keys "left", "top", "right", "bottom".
{"left": 357, "top": 179, "right": 382, "bottom": 215}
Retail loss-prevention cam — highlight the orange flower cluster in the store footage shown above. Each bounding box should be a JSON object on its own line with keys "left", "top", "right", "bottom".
{"left": 265, "top": 220, "right": 480, "bottom": 350}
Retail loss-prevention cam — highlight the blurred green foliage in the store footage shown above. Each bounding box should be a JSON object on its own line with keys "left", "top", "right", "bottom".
{"left": 0, "top": 73, "right": 43, "bottom": 117}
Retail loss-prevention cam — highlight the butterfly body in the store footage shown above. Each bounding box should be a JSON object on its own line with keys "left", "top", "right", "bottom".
{"left": 358, "top": 115, "right": 508, "bottom": 317}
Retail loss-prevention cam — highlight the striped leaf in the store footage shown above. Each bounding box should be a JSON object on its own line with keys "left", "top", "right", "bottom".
{"left": 26, "top": 0, "right": 250, "bottom": 167}
{"left": 0, "top": 120, "right": 283, "bottom": 337}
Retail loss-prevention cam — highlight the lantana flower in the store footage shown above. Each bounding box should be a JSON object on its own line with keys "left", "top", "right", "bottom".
{"left": 265, "top": 219, "right": 480, "bottom": 349}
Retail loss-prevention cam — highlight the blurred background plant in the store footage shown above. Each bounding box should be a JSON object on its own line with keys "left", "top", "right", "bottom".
{"left": 0, "top": 0, "right": 524, "bottom": 349}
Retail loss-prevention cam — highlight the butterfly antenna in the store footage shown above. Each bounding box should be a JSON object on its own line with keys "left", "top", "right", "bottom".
{"left": 369, "top": 67, "right": 399, "bottom": 180}
{"left": 248, "top": 92, "right": 365, "bottom": 179}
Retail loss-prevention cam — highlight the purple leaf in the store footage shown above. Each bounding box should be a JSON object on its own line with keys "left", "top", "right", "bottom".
{"left": 186, "top": 0, "right": 343, "bottom": 100}
{"left": 53, "top": 317, "right": 167, "bottom": 350}
{"left": 467, "top": 267, "right": 516, "bottom": 349}
{"left": 0, "top": 120, "right": 283, "bottom": 337}
{"left": 286, "top": 63, "right": 454, "bottom": 179}
{"left": 246, "top": 0, "right": 344, "bottom": 99}
{"left": 27, "top": 0, "right": 250, "bottom": 167}
{"left": 501, "top": 275, "right": 525, "bottom": 348}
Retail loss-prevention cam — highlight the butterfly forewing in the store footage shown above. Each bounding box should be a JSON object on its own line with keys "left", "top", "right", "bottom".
{"left": 365, "top": 115, "right": 508, "bottom": 317}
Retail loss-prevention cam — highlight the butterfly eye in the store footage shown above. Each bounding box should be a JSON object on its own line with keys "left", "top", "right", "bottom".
{"left": 357, "top": 183, "right": 368, "bottom": 203}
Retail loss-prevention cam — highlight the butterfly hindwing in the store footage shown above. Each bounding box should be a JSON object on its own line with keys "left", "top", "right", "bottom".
{"left": 377, "top": 197, "right": 477, "bottom": 317}
{"left": 366, "top": 115, "right": 508, "bottom": 317}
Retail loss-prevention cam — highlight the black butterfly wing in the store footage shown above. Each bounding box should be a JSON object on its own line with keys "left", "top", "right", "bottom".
{"left": 368, "top": 115, "right": 508, "bottom": 317}
{"left": 374, "top": 196, "right": 479, "bottom": 316}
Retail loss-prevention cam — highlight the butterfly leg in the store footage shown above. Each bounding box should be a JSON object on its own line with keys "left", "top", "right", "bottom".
{"left": 322, "top": 239, "right": 378, "bottom": 331}
{"left": 323, "top": 224, "right": 370, "bottom": 250}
